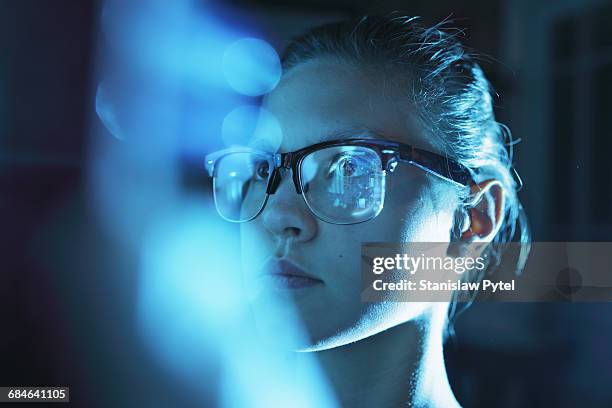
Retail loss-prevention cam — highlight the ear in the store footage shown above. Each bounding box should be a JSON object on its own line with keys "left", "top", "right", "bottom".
{"left": 459, "top": 179, "right": 505, "bottom": 243}
{"left": 95, "top": 82, "right": 124, "bottom": 140}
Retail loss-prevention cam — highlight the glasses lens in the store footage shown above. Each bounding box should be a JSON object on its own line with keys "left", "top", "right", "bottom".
{"left": 212, "top": 152, "right": 271, "bottom": 222}
{"left": 300, "top": 146, "right": 385, "bottom": 224}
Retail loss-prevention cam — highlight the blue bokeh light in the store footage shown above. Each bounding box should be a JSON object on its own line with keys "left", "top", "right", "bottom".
{"left": 222, "top": 38, "right": 282, "bottom": 96}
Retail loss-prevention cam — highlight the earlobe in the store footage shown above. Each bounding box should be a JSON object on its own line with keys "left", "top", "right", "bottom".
{"left": 460, "top": 180, "right": 505, "bottom": 242}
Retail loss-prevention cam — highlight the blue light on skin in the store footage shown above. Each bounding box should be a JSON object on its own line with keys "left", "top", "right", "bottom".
{"left": 222, "top": 38, "right": 282, "bottom": 97}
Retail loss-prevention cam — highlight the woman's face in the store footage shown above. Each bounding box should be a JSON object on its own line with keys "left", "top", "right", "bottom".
{"left": 240, "top": 58, "right": 459, "bottom": 351}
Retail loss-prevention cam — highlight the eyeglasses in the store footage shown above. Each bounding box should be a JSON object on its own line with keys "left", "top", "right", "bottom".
{"left": 204, "top": 138, "right": 473, "bottom": 225}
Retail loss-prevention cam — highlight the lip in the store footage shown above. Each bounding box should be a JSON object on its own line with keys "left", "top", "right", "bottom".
{"left": 260, "top": 259, "right": 324, "bottom": 289}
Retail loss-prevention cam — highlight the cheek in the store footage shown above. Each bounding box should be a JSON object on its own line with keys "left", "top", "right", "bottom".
{"left": 235, "top": 175, "right": 458, "bottom": 349}
{"left": 323, "top": 192, "right": 454, "bottom": 305}
{"left": 311, "top": 224, "right": 364, "bottom": 289}
{"left": 312, "top": 179, "right": 458, "bottom": 296}
{"left": 379, "top": 171, "right": 458, "bottom": 242}
{"left": 397, "top": 202, "right": 455, "bottom": 243}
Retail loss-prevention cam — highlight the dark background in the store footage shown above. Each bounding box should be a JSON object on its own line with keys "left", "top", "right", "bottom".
{"left": 1, "top": 0, "right": 612, "bottom": 407}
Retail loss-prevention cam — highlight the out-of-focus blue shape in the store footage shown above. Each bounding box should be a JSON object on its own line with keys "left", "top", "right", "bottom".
{"left": 102, "top": 0, "right": 238, "bottom": 89}
{"left": 98, "top": 1, "right": 280, "bottom": 155}
{"left": 222, "top": 105, "right": 282, "bottom": 150}
{"left": 95, "top": 83, "right": 124, "bottom": 140}
{"left": 93, "top": 3, "right": 337, "bottom": 406}
{"left": 178, "top": 92, "right": 246, "bottom": 158}
{"left": 137, "top": 201, "right": 242, "bottom": 391}
{"left": 219, "top": 345, "right": 339, "bottom": 408}
{"left": 136, "top": 201, "right": 339, "bottom": 407}
{"left": 222, "top": 38, "right": 281, "bottom": 96}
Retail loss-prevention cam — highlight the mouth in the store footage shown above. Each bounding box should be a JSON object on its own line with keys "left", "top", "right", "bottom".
{"left": 260, "top": 259, "right": 324, "bottom": 289}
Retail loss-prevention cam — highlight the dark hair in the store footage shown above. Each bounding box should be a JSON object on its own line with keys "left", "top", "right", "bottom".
{"left": 281, "top": 14, "right": 531, "bottom": 326}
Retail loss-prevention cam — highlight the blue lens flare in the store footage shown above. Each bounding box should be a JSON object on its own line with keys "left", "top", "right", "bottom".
{"left": 222, "top": 38, "right": 282, "bottom": 96}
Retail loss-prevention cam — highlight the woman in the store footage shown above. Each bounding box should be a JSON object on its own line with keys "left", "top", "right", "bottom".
{"left": 206, "top": 14, "right": 529, "bottom": 407}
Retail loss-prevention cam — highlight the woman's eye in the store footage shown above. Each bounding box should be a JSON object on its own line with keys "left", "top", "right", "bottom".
{"left": 339, "top": 158, "right": 357, "bottom": 176}
{"left": 254, "top": 161, "right": 270, "bottom": 180}
{"left": 329, "top": 155, "right": 363, "bottom": 177}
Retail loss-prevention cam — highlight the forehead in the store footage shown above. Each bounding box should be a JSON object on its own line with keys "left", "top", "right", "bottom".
{"left": 260, "top": 58, "right": 431, "bottom": 152}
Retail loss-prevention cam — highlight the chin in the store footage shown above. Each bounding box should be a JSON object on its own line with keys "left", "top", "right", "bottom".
{"left": 249, "top": 302, "right": 355, "bottom": 352}
{"left": 296, "top": 332, "right": 361, "bottom": 352}
{"left": 251, "top": 295, "right": 432, "bottom": 352}
{"left": 295, "top": 324, "right": 389, "bottom": 352}
{"left": 298, "top": 302, "right": 433, "bottom": 352}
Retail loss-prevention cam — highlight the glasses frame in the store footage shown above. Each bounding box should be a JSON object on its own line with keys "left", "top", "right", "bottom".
{"left": 205, "top": 138, "right": 474, "bottom": 224}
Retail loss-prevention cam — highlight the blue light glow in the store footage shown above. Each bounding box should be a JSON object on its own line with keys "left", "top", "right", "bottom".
{"left": 222, "top": 105, "right": 282, "bottom": 149}
{"left": 136, "top": 202, "right": 337, "bottom": 407}
{"left": 91, "top": 2, "right": 336, "bottom": 405}
{"left": 222, "top": 38, "right": 282, "bottom": 96}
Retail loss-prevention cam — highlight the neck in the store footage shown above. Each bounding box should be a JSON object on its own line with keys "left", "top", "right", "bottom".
{"left": 296, "top": 306, "right": 460, "bottom": 408}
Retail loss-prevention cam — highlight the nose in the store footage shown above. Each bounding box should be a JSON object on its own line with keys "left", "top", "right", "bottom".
{"left": 261, "top": 169, "right": 318, "bottom": 243}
